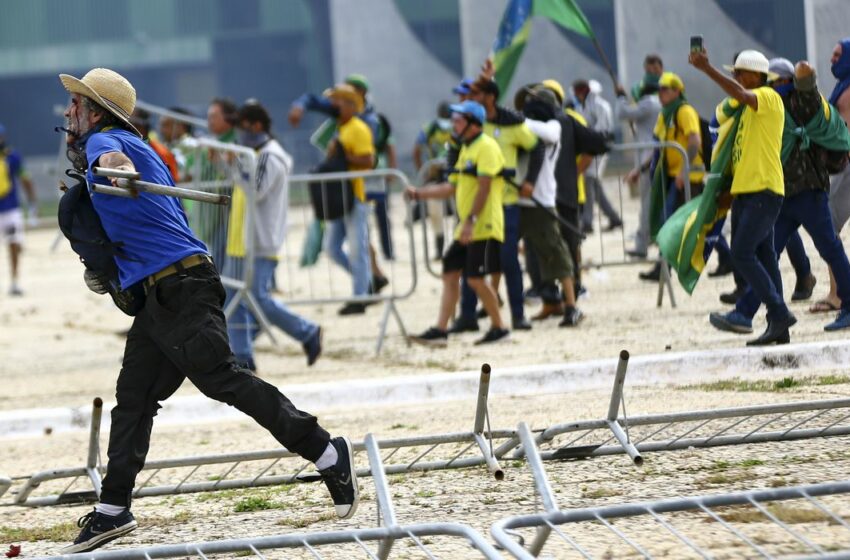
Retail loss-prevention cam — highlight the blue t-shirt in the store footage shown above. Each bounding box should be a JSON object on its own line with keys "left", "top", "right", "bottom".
{"left": 0, "top": 150, "right": 23, "bottom": 212}
{"left": 85, "top": 129, "right": 208, "bottom": 289}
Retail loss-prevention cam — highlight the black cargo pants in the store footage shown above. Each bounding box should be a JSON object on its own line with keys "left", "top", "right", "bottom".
{"left": 99, "top": 261, "right": 330, "bottom": 507}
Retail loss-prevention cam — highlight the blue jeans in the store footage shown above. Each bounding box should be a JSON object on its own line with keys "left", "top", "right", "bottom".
{"left": 225, "top": 257, "right": 318, "bottom": 364}
{"left": 325, "top": 200, "right": 372, "bottom": 296}
{"left": 730, "top": 191, "right": 790, "bottom": 322}
{"left": 460, "top": 204, "right": 525, "bottom": 321}
{"left": 737, "top": 190, "right": 850, "bottom": 317}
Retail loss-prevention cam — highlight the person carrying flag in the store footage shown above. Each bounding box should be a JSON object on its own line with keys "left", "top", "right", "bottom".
{"left": 688, "top": 47, "right": 794, "bottom": 345}
{"left": 709, "top": 58, "right": 850, "bottom": 335}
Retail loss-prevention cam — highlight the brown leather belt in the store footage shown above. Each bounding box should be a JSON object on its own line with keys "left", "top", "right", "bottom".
{"left": 144, "top": 254, "right": 212, "bottom": 291}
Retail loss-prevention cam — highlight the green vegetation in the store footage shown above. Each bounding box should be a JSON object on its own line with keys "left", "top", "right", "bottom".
{"left": 0, "top": 522, "right": 78, "bottom": 543}
{"left": 234, "top": 496, "right": 281, "bottom": 512}
{"left": 683, "top": 375, "right": 850, "bottom": 393}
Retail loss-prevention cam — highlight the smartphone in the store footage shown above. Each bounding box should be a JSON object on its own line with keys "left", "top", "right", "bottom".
{"left": 690, "top": 35, "right": 704, "bottom": 53}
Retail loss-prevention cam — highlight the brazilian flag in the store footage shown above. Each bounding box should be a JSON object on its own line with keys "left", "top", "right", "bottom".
{"left": 492, "top": 0, "right": 593, "bottom": 95}
{"left": 656, "top": 100, "right": 742, "bottom": 294}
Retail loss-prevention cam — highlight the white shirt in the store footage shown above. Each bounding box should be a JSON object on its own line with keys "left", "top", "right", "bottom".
{"left": 519, "top": 118, "right": 561, "bottom": 208}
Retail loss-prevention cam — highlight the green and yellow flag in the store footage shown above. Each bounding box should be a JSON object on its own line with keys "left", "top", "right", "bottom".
{"left": 492, "top": 0, "right": 593, "bottom": 95}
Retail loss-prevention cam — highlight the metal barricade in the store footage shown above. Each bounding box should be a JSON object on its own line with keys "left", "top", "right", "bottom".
{"left": 38, "top": 433, "right": 502, "bottom": 560}
{"left": 411, "top": 158, "right": 457, "bottom": 280}
{"left": 582, "top": 141, "right": 696, "bottom": 308}
{"left": 492, "top": 480, "right": 850, "bottom": 559}
{"left": 9, "top": 354, "right": 850, "bottom": 509}
{"left": 280, "top": 168, "right": 418, "bottom": 354}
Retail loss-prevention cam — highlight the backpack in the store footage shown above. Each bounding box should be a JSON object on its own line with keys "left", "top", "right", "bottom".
{"left": 308, "top": 145, "right": 355, "bottom": 221}
{"left": 57, "top": 170, "right": 146, "bottom": 316}
{"left": 675, "top": 104, "right": 714, "bottom": 173}
{"left": 374, "top": 113, "right": 392, "bottom": 156}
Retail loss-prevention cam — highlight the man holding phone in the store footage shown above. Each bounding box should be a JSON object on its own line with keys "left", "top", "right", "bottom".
{"left": 689, "top": 44, "right": 795, "bottom": 345}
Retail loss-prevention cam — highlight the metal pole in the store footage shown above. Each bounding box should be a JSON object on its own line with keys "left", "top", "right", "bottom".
{"left": 365, "top": 434, "right": 397, "bottom": 560}
{"left": 606, "top": 351, "right": 629, "bottom": 422}
{"left": 474, "top": 364, "right": 491, "bottom": 434}
{"left": 92, "top": 168, "right": 231, "bottom": 205}
{"left": 87, "top": 398, "right": 104, "bottom": 497}
{"left": 517, "top": 422, "right": 558, "bottom": 556}
{"left": 472, "top": 364, "right": 504, "bottom": 480}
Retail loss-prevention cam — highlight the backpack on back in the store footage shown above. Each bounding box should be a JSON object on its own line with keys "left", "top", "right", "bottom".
{"left": 57, "top": 170, "right": 145, "bottom": 316}
{"left": 675, "top": 104, "right": 714, "bottom": 173}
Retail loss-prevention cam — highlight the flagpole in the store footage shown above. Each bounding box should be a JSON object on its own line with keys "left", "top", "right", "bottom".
{"left": 589, "top": 34, "right": 636, "bottom": 137}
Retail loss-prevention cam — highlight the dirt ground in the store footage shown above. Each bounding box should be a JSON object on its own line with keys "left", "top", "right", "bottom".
{"left": 1, "top": 181, "right": 850, "bottom": 557}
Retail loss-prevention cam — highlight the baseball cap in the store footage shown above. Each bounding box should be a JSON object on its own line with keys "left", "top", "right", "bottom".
{"left": 659, "top": 72, "right": 685, "bottom": 92}
{"left": 541, "top": 79, "right": 565, "bottom": 105}
{"left": 768, "top": 57, "right": 795, "bottom": 80}
{"left": 449, "top": 100, "right": 486, "bottom": 125}
{"left": 323, "top": 83, "right": 365, "bottom": 113}
{"left": 344, "top": 73, "right": 370, "bottom": 92}
{"left": 452, "top": 78, "right": 474, "bottom": 95}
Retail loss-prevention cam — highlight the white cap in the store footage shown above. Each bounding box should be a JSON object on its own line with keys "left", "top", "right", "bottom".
{"left": 588, "top": 79, "right": 603, "bottom": 94}
{"left": 723, "top": 50, "right": 778, "bottom": 81}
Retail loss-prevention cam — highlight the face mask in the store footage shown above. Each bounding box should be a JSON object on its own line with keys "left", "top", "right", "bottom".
{"left": 773, "top": 82, "right": 795, "bottom": 97}
{"left": 436, "top": 118, "right": 451, "bottom": 130}
{"left": 238, "top": 130, "right": 270, "bottom": 148}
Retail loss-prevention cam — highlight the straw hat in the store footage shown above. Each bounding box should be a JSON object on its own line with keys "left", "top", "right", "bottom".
{"left": 323, "top": 83, "right": 365, "bottom": 114}
{"left": 59, "top": 68, "right": 141, "bottom": 136}
{"left": 723, "top": 50, "right": 778, "bottom": 81}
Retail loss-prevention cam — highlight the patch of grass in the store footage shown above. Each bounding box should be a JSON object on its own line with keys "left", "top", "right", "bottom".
{"left": 717, "top": 504, "right": 830, "bottom": 524}
{"left": 389, "top": 423, "right": 419, "bottom": 431}
{"left": 415, "top": 489, "right": 436, "bottom": 498}
{"left": 0, "top": 522, "right": 78, "bottom": 542}
{"left": 234, "top": 496, "right": 281, "bottom": 512}
{"left": 684, "top": 375, "right": 850, "bottom": 393}
{"left": 698, "top": 471, "right": 758, "bottom": 486}
{"left": 277, "top": 512, "right": 336, "bottom": 528}
{"left": 739, "top": 458, "right": 765, "bottom": 468}
{"left": 582, "top": 487, "right": 621, "bottom": 499}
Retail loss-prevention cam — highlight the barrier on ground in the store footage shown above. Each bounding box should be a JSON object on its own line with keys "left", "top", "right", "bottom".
{"left": 8, "top": 354, "right": 850, "bottom": 510}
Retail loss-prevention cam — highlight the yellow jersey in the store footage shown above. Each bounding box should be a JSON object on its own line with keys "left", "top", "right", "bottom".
{"left": 483, "top": 119, "right": 538, "bottom": 205}
{"left": 730, "top": 87, "right": 785, "bottom": 196}
{"left": 450, "top": 134, "right": 505, "bottom": 242}
{"left": 653, "top": 103, "right": 705, "bottom": 184}
{"left": 336, "top": 116, "right": 375, "bottom": 201}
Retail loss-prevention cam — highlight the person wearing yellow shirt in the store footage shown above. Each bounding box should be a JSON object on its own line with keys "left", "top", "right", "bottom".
{"left": 405, "top": 100, "right": 509, "bottom": 347}
{"left": 690, "top": 47, "right": 795, "bottom": 346}
{"left": 453, "top": 78, "right": 542, "bottom": 332}
{"left": 323, "top": 84, "right": 376, "bottom": 315}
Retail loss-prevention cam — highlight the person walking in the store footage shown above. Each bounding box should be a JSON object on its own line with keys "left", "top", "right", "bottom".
{"left": 57, "top": 68, "right": 358, "bottom": 554}
{"left": 0, "top": 123, "right": 37, "bottom": 296}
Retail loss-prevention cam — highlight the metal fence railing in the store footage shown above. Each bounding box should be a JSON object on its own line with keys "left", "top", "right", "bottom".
{"left": 37, "top": 434, "right": 502, "bottom": 560}
{"left": 8, "top": 353, "right": 850, "bottom": 510}
{"left": 492, "top": 479, "right": 850, "bottom": 559}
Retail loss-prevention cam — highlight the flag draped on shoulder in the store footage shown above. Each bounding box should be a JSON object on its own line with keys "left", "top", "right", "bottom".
{"left": 656, "top": 98, "right": 743, "bottom": 294}
{"left": 492, "top": 0, "right": 593, "bottom": 95}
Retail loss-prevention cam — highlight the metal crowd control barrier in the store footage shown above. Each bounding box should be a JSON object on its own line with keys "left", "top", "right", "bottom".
{"left": 0, "top": 475, "right": 10, "bottom": 500}
{"left": 583, "top": 141, "right": 695, "bottom": 308}
{"left": 412, "top": 157, "right": 457, "bottom": 280}
{"left": 8, "top": 364, "right": 505, "bottom": 507}
{"left": 8, "top": 355, "right": 850, "bottom": 509}
{"left": 281, "top": 168, "right": 418, "bottom": 354}
{"left": 492, "top": 480, "right": 850, "bottom": 559}
{"left": 41, "top": 433, "right": 502, "bottom": 560}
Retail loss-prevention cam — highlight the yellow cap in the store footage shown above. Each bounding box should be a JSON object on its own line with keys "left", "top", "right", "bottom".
{"left": 659, "top": 72, "right": 685, "bottom": 92}
{"left": 541, "top": 79, "right": 565, "bottom": 105}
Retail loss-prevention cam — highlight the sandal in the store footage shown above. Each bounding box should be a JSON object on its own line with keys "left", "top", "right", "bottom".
{"left": 809, "top": 299, "right": 839, "bottom": 314}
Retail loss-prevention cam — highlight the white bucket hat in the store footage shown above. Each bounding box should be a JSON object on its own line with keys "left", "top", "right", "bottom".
{"left": 723, "top": 50, "right": 779, "bottom": 81}
{"left": 59, "top": 68, "right": 141, "bottom": 137}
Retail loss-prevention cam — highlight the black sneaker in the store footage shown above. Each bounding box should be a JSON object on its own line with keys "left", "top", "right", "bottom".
{"left": 719, "top": 286, "right": 746, "bottom": 305}
{"left": 409, "top": 327, "right": 449, "bottom": 347}
{"left": 338, "top": 302, "right": 367, "bottom": 315}
{"left": 512, "top": 316, "right": 532, "bottom": 331}
{"left": 559, "top": 307, "right": 584, "bottom": 327}
{"left": 474, "top": 327, "right": 510, "bottom": 345}
{"left": 61, "top": 508, "right": 137, "bottom": 554}
{"left": 791, "top": 273, "right": 816, "bottom": 301}
{"left": 448, "top": 315, "right": 479, "bottom": 334}
{"left": 303, "top": 326, "right": 323, "bottom": 367}
{"left": 369, "top": 276, "right": 390, "bottom": 295}
{"left": 320, "top": 437, "right": 359, "bottom": 519}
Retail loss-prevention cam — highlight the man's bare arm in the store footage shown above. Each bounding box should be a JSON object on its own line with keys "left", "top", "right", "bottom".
{"left": 690, "top": 50, "right": 758, "bottom": 110}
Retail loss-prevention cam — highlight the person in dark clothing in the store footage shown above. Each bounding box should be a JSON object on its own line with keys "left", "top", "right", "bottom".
{"left": 710, "top": 58, "right": 850, "bottom": 335}
{"left": 58, "top": 68, "right": 359, "bottom": 555}
{"left": 527, "top": 79, "right": 609, "bottom": 320}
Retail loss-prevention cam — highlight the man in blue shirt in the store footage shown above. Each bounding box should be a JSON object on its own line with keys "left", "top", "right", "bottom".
{"left": 0, "top": 123, "right": 37, "bottom": 296}
{"left": 57, "top": 68, "right": 359, "bottom": 554}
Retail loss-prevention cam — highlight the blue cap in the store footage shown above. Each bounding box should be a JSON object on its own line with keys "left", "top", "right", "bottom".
{"left": 449, "top": 100, "right": 486, "bottom": 125}
{"left": 452, "top": 78, "right": 474, "bottom": 95}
